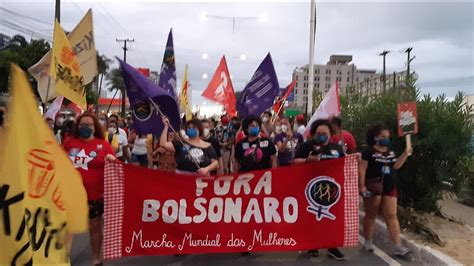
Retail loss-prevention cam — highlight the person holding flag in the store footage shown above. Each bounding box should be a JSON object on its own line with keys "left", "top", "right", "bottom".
{"left": 274, "top": 117, "right": 304, "bottom": 166}
{"left": 179, "top": 65, "right": 192, "bottom": 121}
{"left": 160, "top": 116, "right": 219, "bottom": 175}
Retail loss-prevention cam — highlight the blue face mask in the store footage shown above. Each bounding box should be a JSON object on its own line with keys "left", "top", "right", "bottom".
{"left": 315, "top": 134, "right": 328, "bottom": 144}
{"left": 249, "top": 126, "right": 260, "bottom": 137}
{"left": 186, "top": 128, "right": 198, "bottom": 138}
{"left": 378, "top": 138, "right": 390, "bottom": 147}
{"left": 79, "top": 126, "right": 93, "bottom": 139}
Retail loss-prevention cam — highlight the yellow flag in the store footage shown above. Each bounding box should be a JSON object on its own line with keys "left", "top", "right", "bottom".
{"left": 0, "top": 64, "right": 88, "bottom": 265}
{"left": 179, "top": 64, "right": 192, "bottom": 121}
{"left": 49, "top": 19, "right": 87, "bottom": 109}
{"left": 29, "top": 9, "right": 97, "bottom": 103}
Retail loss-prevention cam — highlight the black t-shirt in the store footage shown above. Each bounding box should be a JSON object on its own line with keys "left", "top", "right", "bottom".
{"left": 361, "top": 146, "right": 397, "bottom": 180}
{"left": 234, "top": 137, "right": 277, "bottom": 172}
{"left": 173, "top": 140, "right": 217, "bottom": 172}
{"left": 203, "top": 136, "right": 221, "bottom": 158}
{"left": 295, "top": 139, "right": 345, "bottom": 160}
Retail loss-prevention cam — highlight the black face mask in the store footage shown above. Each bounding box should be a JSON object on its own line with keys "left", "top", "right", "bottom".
{"left": 0, "top": 111, "right": 3, "bottom": 127}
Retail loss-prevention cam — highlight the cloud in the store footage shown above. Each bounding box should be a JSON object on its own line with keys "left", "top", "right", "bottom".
{"left": 1, "top": 0, "right": 472, "bottom": 107}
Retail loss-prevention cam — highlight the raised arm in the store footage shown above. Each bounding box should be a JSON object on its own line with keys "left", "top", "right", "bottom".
{"left": 159, "top": 116, "right": 175, "bottom": 152}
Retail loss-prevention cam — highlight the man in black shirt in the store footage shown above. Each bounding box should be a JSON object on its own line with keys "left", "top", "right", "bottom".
{"left": 234, "top": 115, "right": 277, "bottom": 173}
{"left": 294, "top": 119, "right": 346, "bottom": 261}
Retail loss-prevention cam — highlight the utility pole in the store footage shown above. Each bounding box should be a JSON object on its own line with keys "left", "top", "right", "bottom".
{"left": 379, "top": 50, "right": 389, "bottom": 94}
{"left": 405, "top": 47, "right": 415, "bottom": 86}
{"left": 116, "top": 38, "right": 134, "bottom": 118}
{"left": 55, "top": 0, "right": 60, "bottom": 22}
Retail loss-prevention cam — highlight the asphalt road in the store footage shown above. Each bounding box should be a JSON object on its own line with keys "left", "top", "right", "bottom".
{"left": 71, "top": 231, "right": 419, "bottom": 265}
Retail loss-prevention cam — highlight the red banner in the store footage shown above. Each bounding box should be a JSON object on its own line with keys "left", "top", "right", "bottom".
{"left": 397, "top": 101, "right": 418, "bottom": 137}
{"left": 103, "top": 155, "right": 359, "bottom": 260}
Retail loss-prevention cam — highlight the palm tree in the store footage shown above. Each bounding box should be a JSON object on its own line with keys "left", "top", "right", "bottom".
{"left": 95, "top": 53, "right": 111, "bottom": 113}
{"left": 106, "top": 67, "right": 125, "bottom": 115}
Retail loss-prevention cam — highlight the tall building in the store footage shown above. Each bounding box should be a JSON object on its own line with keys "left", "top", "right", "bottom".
{"left": 291, "top": 55, "right": 412, "bottom": 108}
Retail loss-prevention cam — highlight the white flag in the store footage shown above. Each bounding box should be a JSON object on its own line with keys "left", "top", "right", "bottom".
{"left": 304, "top": 81, "right": 341, "bottom": 138}
{"left": 44, "top": 96, "right": 64, "bottom": 121}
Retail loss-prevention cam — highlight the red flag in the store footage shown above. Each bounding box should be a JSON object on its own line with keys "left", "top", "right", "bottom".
{"left": 202, "top": 56, "right": 237, "bottom": 117}
{"left": 272, "top": 79, "right": 296, "bottom": 115}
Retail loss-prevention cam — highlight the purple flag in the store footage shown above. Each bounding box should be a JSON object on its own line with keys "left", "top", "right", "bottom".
{"left": 237, "top": 53, "right": 280, "bottom": 117}
{"left": 158, "top": 29, "right": 177, "bottom": 101}
{"left": 118, "top": 58, "right": 180, "bottom": 135}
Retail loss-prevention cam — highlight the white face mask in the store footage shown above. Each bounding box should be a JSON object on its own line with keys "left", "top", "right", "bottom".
{"left": 108, "top": 127, "right": 116, "bottom": 134}
{"left": 281, "top": 124, "right": 288, "bottom": 133}
{"left": 262, "top": 116, "right": 269, "bottom": 123}
{"left": 180, "top": 129, "right": 189, "bottom": 139}
{"left": 203, "top": 128, "right": 210, "bottom": 137}
{"left": 57, "top": 117, "right": 65, "bottom": 124}
{"left": 275, "top": 125, "right": 282, "bottom": 134}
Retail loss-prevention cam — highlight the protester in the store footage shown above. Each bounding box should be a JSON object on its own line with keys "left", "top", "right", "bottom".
{"left": 330, "top": 116, "right": 357, "bottom": 153}
{"left": 359, "top": 124, "right": 412, "bottom": 256}
{"left": 62, "top": 113, "right": 115, "bottom": 266}
{"left": 201, "top": 119, "right": 222, "bottom": 175}
{"left": 160, "top": 116, "right": 219, "bottom": 175}
{"left": 234, "top": 115, "right": 277, "bottom": 172}
{"left": 98, "top": 114, "right": 108, "bottom": 130}
{"left": 153, "top": 131, "right": 177, "bottom": 172}
{"left": 272, "top": 118, "right": 282, "bottom": 139}
{"left": 105, "top": 120, "right": 131, "bottom": 162}
{"left": 218, "top": 115, "right": 235, "bottom": 174}
{"left": 108, "top": 114, "right": 128, "bottom": 139}
{"left": 261, "top": 111, "right": 274, "bottom": 137}
{"left": 294, "top": 119, "right": 345, "bottom": 260}
{"left": 296, "top": 114, "right": 306, "bottom": 136}
{"left": 274, "top": 117, "right": 304, "bottom": 166}
{"left": 131, "top": 133, "right": 152, "bottom": 167}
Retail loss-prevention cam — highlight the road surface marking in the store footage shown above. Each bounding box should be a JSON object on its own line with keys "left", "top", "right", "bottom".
{"left": 359, "top": 235, "right": 401, "bottom": 266}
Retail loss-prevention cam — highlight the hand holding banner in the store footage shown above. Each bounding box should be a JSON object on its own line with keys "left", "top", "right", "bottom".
{"left": 397, "top": 101, "right": 418, "bottom": 156}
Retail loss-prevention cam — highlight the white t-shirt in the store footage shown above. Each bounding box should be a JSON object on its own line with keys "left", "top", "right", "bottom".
{"left": 132, "top": 136, "right": 148, "bottom": 155}
{"left": 115, "top": 134, "right": 128, "bottom": 157}
{"left": 297, "top": 125, "right": 306, "bottom": 136}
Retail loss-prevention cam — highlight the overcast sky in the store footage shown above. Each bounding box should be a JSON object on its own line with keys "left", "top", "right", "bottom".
{"left": 1, "top": 0, "right": 473, "bottom": 106}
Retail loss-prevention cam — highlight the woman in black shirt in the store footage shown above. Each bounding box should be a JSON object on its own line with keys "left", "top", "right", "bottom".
{"left": 160, "top": 117, "right": 219, "bottom": 175}
{"left": 359, "top": 124, "right": 411, "bottom": 255}
{"left": 293, "top": 119, "right": 345, "bottom": 260}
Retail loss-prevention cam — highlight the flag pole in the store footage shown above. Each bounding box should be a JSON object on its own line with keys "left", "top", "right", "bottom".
{"left": 307, "top": 0, "right": 316, "bottom": 115}
{"left": 272, "top": 98, "right": 286, "bottom": 124}
{"left": 106, "top": 89, "right": 119, "bottom": 114}
{"left": 147, "top": 96, "right": 201, "bottom": 169}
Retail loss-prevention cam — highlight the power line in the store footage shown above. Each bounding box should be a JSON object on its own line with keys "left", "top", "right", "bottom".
{"left": 0, "top": 7, "right": 52, "bottom": 26}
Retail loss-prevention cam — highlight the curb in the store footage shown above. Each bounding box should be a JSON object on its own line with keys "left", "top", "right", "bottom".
{"left": 359, "top": 211, "right": 462, "bottom": 265}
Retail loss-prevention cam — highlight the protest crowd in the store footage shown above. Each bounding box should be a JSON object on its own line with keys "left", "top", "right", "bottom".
{"left": 0, "top": 9, "right": 416, "bottom": 265}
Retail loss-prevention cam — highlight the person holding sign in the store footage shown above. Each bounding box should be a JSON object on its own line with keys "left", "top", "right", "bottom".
{"left": 359, "top": 124, "right": 412, "bottom": 256}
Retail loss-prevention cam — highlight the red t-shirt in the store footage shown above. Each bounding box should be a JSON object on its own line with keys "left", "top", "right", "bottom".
{"left": 330, "top": 130, "right": 357, "bottom": 153}
{"left": 63, "top": 137, "right": 115, "bottom": 200}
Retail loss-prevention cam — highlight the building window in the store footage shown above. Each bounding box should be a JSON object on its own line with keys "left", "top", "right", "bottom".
{"left": 325, "top": 69, "right": 331, "bottom": 74}
{"left": 295, "top": 75, "right": 299, "bottom": 80}
{"left": 296, "top": 82, "right": 298, "bottom": 87}
{"left": 304, "top": 76, "right": 308, "bottom": 81}
{"left": 315, "top": 76, "right": 320, "bottom": 81}
{"left": 347, "top": 71, "right": 350, "bottom": 75}
{"left": 347, "top": 77, "right": 350, "bottom": 82}
{"left": 304, "top": 89, "right": 308, "bottom": 94}
{"left": 316, "top": 83, "right": 320, "bottom": 88}
{"left": 315, "top": 69, "right": 320, "bottom": 74}
{"left": 325, "top": 76, "right": 330, "bottom": 82}
{"left": 304, "top": 83, "right": 308, "bottom": 88}
{"left": 337, "top": 70, "right": 341, "bottom": 75}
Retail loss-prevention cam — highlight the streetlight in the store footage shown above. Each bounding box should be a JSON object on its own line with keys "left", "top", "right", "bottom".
{"left": 240, "top": 54, "right": 246, "bottom": 61}
{"left": 201, "top": 13, "right": 267, "bottom": 45}
{"left": 202, "top": 73, "right": 208, "bottom": 79}
{"left": 202, "top": 53, "right": 208, "bottom": 60}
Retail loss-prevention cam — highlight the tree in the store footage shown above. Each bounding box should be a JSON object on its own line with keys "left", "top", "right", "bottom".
{"left": 106, "top": 67, "right": 125, "bottom": 114}
{"left": 0, "top": 35, "right": 50, "bottom": 95}
{"left": 94, "top": 53, "right": 111, "bottom": 112}
{"left": 341, "top": 82, "right": 473, "bottom": 212}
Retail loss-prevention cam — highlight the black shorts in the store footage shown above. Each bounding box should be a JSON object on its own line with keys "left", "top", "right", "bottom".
{"left": 88, "top": 199, "right": 104, "bottom": 219}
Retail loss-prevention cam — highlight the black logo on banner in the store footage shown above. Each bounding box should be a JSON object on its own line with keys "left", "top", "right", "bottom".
{"left": 132, "top": 100, "right": 153, "bottom": 121}
{"left": 305, "top": 176, "right": 341, "bottom": 221}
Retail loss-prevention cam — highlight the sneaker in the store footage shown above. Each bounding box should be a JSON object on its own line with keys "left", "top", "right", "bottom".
{"left": 363, "top": 239, "right": 374, "bottom": 252}
{"left": 393, "top": 245, "right": 410, "bottom": 256}
{"left": 307, "top": 249, "right": 319, "bottom": 257}
{"left": 328, "top": 248, "right": 345, "bottom": 260}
